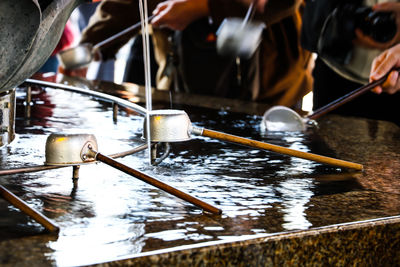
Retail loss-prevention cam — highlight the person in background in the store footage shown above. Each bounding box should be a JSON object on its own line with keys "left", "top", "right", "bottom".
{"left": 68, "top": 0, "right": 164, "bottom": 87}
{"left": 301, "top": 0, "right": 400, "bottom": 126}
{"left": 63, "top": 0, "right": 313, "bottom": 110}
{"left": 369, "top": 2, "right": 400, "bottom": 95}
{"left": 151, "top": 0, "right": 313, "bottom": 109}
{"left": 39, "top": 20, "right": 77, "bottom": 73}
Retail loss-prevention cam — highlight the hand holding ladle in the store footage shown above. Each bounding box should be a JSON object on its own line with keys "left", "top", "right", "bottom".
{"left": 262, "top": 67, "right": 400, "bottom": 132}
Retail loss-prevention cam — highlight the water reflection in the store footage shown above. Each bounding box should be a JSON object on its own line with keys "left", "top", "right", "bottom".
{"left": 0, "top": 87, "right": 379, "bottom": 265}
{"left": 50, "top": 220, "right": 146, "bottom": 266}
{"left": 277, "top": 178, "right": 313, "bottom": 230}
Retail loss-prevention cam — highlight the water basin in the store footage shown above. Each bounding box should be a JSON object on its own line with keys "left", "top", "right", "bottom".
{"left": 1, "top": 82, "right": 400, "bottom": 266}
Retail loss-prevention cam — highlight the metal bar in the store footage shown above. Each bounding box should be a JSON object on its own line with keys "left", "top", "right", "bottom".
{"left": 25, "top": 86, "right": 32, "bottom": 119}
{"left": 72, "top": 165, "right": 80, "bottom": 180}
{"left": 107, "top": 143, "right": 148, "bottom": 158}
{"left": 112, "top": 102, "right": 118, "bottom": 123}
{"left": 0, "top": 165, "right": 63, "bottom": 175}
{"left": 0, "top": 144, "right": 148, "bottom": 176}
{"left": 24, "top": 79, "right": 147, "bottom": 116}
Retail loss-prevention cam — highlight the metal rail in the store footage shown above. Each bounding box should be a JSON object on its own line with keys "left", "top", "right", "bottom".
{"left": 24, "top": 79, "right": 147, "bottom": 116}
{"left": 0, "top": 144, "right": 148, "bottom": 176}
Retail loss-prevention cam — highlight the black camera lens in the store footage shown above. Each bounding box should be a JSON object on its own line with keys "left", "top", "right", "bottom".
{"left": 317, "top": 4, "right": 398, "bottom": 65}
{"left": 356, "top": 7, "right": 397, "bottom": 43}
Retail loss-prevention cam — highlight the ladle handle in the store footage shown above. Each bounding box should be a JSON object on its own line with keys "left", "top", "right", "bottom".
{"left": 0, "top": 185, "right": 60, "bottom": 233}
{"left": 93, "top": 15, "right": 155, "bottom": 51}
{"left": 308, "top": 68, "right": 400, "bottom": 120}
{"left": 200, "top": 128, "right": 363, "bottom": 171}
{"left": 93, "top": 151, "right": 222, "bottom": 215}
{"left": 242, "top": 0, "right": 256, "bottom": 26}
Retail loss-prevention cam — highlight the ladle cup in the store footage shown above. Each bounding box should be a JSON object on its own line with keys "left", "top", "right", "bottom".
{"left": 58, "top": 15, "right": 154, "bottom": 70}
{"left": 45, "top": 133, "right": 221, "bottom": 215}
{"left": 144, "top": 109, "right": 363, "bottom": 171}
{"left": 216, "top": 1, "right": 265, "bottom": 59}
{"left": 262, "top": 68, "right": 400, "bottom": 132}
{"left": 216, "top": 18, "right": 265, "bottom": 59}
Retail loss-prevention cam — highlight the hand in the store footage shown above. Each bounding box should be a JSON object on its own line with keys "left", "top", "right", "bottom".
{"left": 58, "top": 65, "right": 88, "bottom": 78}
{"left": 92, "top": 47, "right": 102, "bottom": 61}
{"left": 354, "top": 2, "right": 400, "bottom": 49}
{"left": 370, "top": 43, "right": 400, "bottom": 94}
{"left": 239, "top": 0, "right": 268, "bottom": 13}
{"left": 151, "top": 0, "right": 209, "bottom": 31}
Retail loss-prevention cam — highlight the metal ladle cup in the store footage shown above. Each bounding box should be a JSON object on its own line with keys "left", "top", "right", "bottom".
{"left": 57, "top": 43, "right": 95, "bottom": 70}
{"left": 261, "top": 105, "right": 306, "bottom": 132}
{"left": 216, "top": 18, "right": 265, "bottom": 59}
{"left": 45, "top": 133, "right": 98, "bottom": 165}
{"left": 143, "top": 109, "right": 363, "bottom": 170}
{"left": 143, "top": 109, "right": 191, "bottom": 142}
{"left": 261, "top": 68, "right": 400, "bottom": 132}
{"left": 216, "top": 1, "right": 265, "bottom": 59}
{"left": 44, "top": 133, "right": 221, "bottom": 214}
{"left": 58, "top": 15, "right": 154, "bottom": 70}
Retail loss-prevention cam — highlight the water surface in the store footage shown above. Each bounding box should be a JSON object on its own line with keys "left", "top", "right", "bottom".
{"left": 0, "top": 87, "right": 394, "bottom": 266}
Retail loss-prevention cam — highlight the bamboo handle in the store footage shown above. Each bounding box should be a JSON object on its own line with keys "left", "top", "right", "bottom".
{"left": 200, "top": 128, "right": 363, "bottom": 171}
{"left": 92, "top": 151, "right": 222, "bottom": 215}
{"left": 308, "top": 67, "right": 400, "bottom": 120}
{"left": 0, "top": 185, "right": 60, "bottom": 233}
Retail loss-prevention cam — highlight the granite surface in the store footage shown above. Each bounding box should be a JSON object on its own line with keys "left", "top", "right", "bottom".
{"left": 92, "top": 216, "right": 400, "bottom": 266}
{"left": 87, "top": 115, "right": 400, "bottom": 267}
{"left": 1, "top": 81, "right": 400, "bottom": 266}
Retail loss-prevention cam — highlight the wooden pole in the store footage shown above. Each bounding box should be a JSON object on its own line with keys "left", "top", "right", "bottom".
{"left": 201, "top": 128, "right": 363, "bottom": 171}
{"left": 0, "top": 185, "right": 59, "bottom": 233}
{"left": 91, "top": 150, "right": 222, "bottom": 215}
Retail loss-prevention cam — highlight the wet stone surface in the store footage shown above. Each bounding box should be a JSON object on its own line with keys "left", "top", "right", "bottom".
{"left": 0, "top": 86, "right": 399, "bottom": 266}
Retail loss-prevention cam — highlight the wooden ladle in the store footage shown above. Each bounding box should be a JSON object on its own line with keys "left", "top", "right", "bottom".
{"left": 143, "top": 109, "right": 363, "bottom": 171}
{"left": 45, "top": 133, "right": 221, "bottom": 214}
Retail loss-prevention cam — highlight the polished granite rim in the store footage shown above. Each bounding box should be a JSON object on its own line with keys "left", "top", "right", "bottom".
{"left": 90, "top": 215, "right": 400, "bottom": 266}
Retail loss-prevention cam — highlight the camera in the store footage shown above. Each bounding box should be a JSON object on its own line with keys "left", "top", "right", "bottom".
{"left": 344, "top": 4, "right": 397, "bottom": 43}
{"left": 318, "top": 3, "right": 397, "bottom": 65}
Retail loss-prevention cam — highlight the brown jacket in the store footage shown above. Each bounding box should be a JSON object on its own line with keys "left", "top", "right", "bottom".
{"left": 206, "top": 0, "right": 313, "bottom": 107}
{"left": 80, "top": 0, "right": 162, "bottom": 59}
{"left": 80, "top": 0, "right": 313, "bottom": 108}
